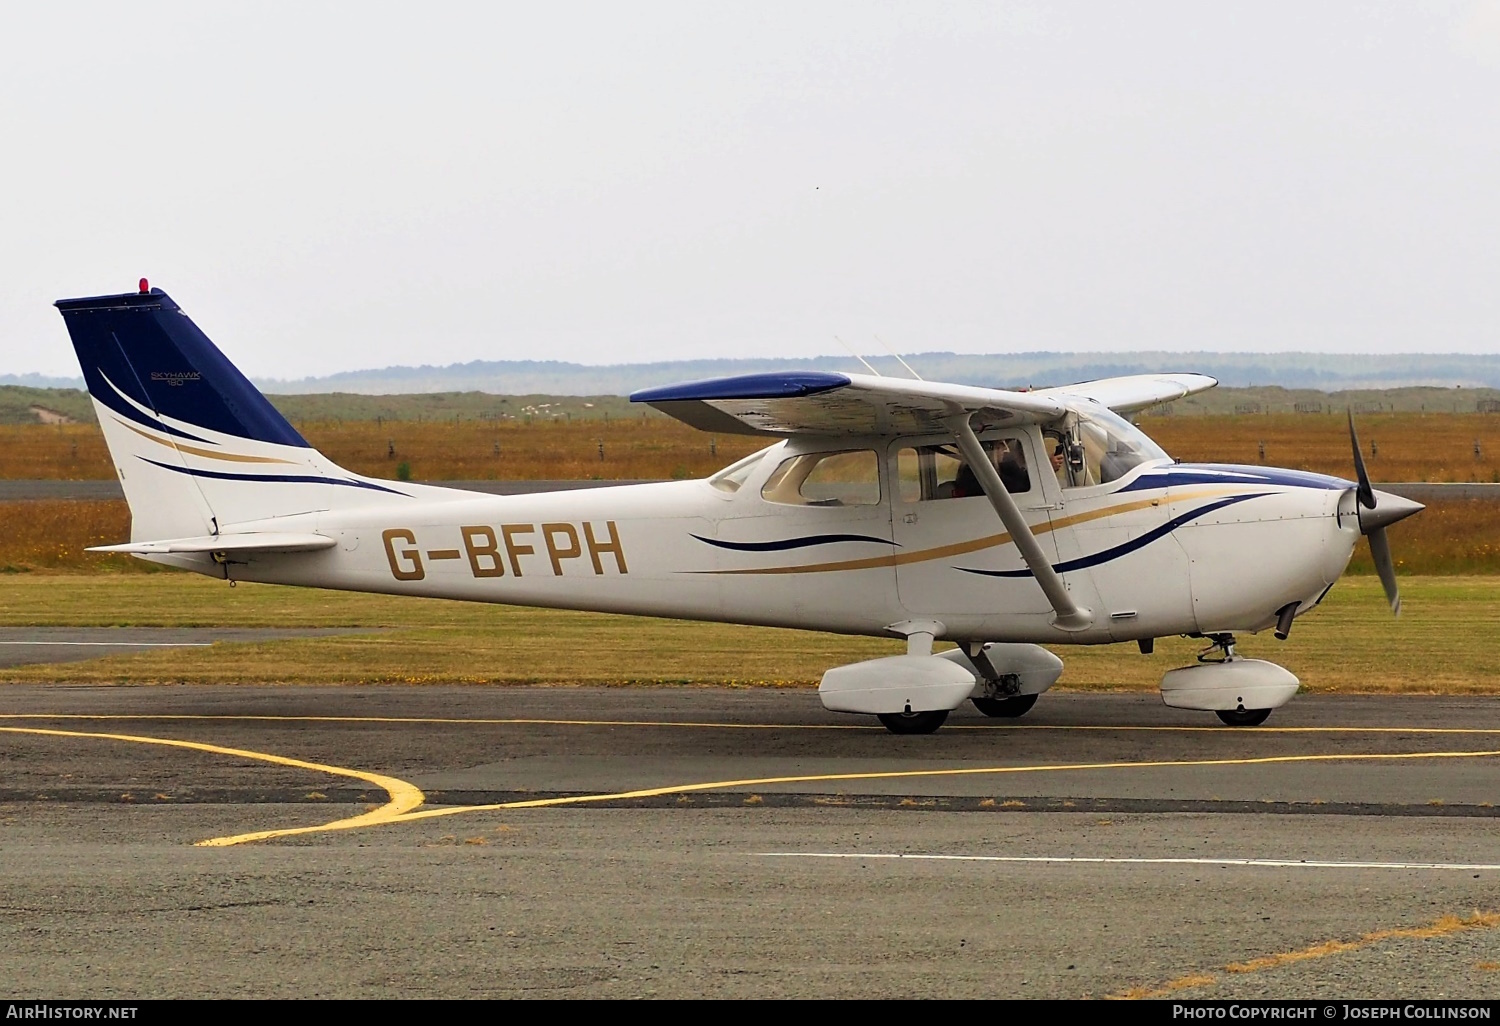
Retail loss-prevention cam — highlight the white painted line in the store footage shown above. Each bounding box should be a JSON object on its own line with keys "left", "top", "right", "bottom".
{"left": 0, "top": 641, "right": 212, "bottom": 647}
{"left": 759, "top": 853, "right": 1500, "bottom": 871}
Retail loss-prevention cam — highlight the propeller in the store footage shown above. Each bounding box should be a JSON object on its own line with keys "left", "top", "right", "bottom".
{"left": 1347, "top": 411, "right": 1424, "bottom": 616}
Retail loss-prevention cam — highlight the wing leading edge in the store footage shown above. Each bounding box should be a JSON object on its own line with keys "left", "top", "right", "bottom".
{"left": 1031, "top": 373, "right": 1219, "bottom": 414}
{"left": 631, "top": 372, "right": 1068, "bottom": 437}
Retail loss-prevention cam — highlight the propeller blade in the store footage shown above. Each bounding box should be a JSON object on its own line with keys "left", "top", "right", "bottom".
{"left": 1367, "top": 526, "right": 1401, "bottom": 617}
{"left": 1347, "top": 410, "right": 1375, "bottom": 509}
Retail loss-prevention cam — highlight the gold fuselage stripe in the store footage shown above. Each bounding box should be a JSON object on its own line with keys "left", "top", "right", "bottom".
{"left": 113, "top": 416, "right": 297, "bottom": 465}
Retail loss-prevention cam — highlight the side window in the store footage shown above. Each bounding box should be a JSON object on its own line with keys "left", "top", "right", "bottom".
{"left": 896, "top": 438, "right": 1031, "bottom": 502}
{"left": 761, "top": 449, "right": 881, "bottom": 506}
{"left": 1047, "top": 408, "right": 1167, "bottom": 488}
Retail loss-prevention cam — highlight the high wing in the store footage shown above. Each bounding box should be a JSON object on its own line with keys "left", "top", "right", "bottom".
{"left": 1030, "top": 373, "right": 1218, "bottom": 415}
{"left": 632, "top": 369, "right": 1102, "bottom": 630}
{"left": 630, "top": 372, "right": 1069, "bottom": 437}
{"left": 631, "top": 370, "right": 1217, "bottom": 436}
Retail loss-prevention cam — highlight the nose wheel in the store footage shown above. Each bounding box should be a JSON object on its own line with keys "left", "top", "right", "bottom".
{"left": 1216, "top": 708, "right": 1272, "bottom": 727}
{"left": 877, "top": 710, "right": 949, "bottom": 734}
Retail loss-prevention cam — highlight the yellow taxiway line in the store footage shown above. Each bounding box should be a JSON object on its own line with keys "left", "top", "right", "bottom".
{"left": 1110, "top": 910, "right": 1500, "bottom": 999}
{"left": 390, "top": 748, "right": 1500, "bottom": 826}
{"left": 4, "top": 717, "right": 1500, "bottom": 847}
{"left": 0, "top": 725, "right": 424, "bottom": 847}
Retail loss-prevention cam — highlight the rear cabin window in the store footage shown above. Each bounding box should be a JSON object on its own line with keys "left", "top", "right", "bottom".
{"left": 709, "top": 447, "right": 772, "bottom": 493}
{"left": 897, "top": 439, "right": 1031, "bottom": 503}
{"left": 761, "top": 449, "right": 881, "bottom": 506}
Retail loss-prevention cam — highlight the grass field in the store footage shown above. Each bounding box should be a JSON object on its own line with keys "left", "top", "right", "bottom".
{"left": 7, "top": 411, "right": 1500, "bottom": 483}
{"left": 0, "top": 574, "right": 1494, "bottom": 693}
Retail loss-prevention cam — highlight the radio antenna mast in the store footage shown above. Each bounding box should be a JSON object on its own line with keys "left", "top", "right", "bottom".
{"left": 874, "top": 335, "right": 924, "bottom": 380}
{"left": 834, "top": 335, "right": 882, "bottom": 376}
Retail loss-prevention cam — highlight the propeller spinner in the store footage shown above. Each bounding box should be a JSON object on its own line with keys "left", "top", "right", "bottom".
{"left": 1347, "top": 411, "right": 1424, "bottom": 615}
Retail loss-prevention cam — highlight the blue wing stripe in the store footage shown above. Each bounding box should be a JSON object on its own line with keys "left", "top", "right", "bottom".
{"left": 958, "top": 494, "right": 1267, "bottom": 578}
{"left": 137, "top": 457, "right": 410, "bottom": 496}
{"left": 631, "top": 372, "right": 851, "bottom": 403}
{"left": 691, "top": 532, "right": 894, "bottom": 552}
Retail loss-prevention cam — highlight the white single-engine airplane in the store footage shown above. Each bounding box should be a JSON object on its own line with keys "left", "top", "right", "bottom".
{"left": 57, "top": 284, "right": 1423, "bottom": 733}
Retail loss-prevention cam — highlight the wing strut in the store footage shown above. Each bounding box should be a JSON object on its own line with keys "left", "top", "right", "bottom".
{"left": 946, "top": 411, "right": 1093, "bottom": 632}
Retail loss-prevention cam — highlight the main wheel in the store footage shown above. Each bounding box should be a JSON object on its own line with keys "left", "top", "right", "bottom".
{"left": 971, "top": 694, "right": 1038, "bottom": 719}
{"left": 1216, "top": 708, "right": 1272, "bottom": 727}
{"left": 877, "top": 709, "right": 949, "bottom": 735}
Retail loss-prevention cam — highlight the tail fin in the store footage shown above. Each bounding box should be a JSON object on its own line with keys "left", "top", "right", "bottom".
{"left": 55, "top": 286, "right": 406, "bottom": 542}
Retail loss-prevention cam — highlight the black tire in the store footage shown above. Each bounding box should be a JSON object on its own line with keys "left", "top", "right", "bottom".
{"left": 877, "top": 710, "right": 949, "bottom": 735}
{"left": 971, "top": 694, "right": 1039, "bottom": 719}
{"left": 1216, "top": 708, "right": 1272, "bottom": 727}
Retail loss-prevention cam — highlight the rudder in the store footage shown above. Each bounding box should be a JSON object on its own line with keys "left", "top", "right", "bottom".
{"left": 55, "top": 286, "right": 401, "bottom": 541}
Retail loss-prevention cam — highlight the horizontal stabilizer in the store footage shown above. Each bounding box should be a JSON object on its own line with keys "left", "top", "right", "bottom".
{"left": 87, "top": 532, "right": 337, "bottom": 555}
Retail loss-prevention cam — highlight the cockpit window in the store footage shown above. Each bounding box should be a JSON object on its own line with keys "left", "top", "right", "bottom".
{"left": 761, "top": 449, "right": 881, "bottom": 506}
{"left": 897, "top": 438, "right": 1031, "bottom": 502}
{"left": 709, "top": 447, "right": 772, "bottom": 493}
{"left": 1046, "top": 406, "right": 1169, "bottom": 488}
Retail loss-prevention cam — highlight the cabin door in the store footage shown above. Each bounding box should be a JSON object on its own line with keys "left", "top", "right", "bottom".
{"left": 889, "top": 431, "right": 1059, "bottom": 629}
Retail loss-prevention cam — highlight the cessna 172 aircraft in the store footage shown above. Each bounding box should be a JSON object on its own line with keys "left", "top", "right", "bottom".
{"left": 56, "top": 284, "right": 1423, "bottom": 733}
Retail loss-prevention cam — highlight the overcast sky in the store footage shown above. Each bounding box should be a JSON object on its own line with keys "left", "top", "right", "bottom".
{"left": 3, "top": 1, "right": 1498, "bottom": 379}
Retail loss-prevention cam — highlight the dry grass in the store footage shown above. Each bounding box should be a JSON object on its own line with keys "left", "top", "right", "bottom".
{"left": 0, "top": 425, "right": 113, "bottom": 478}
{"left": 1141, "top": 411, "right": 1500, "bottom": 482}
{"left": 1344, "top": 499, "right": 1500, "bottom": 575}
{"left": 0, "top": 574, "right": 1495, "bottom": 692}
{"left": 0, "top": 501, "right": 150, "bottom": 574}
{"left": 0, "top": 419, "right": 765, "bottom": 483}
{"left": 5, "top": 411, "right": 1500, "bottom": 483}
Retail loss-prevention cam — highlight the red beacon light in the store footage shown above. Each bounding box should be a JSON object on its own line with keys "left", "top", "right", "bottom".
{"left": 138, "top": 278, "right": 149, "bottom": 294}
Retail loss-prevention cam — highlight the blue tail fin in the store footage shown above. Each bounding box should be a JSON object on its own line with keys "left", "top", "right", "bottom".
{"left": 53, "top": 286, "right": 378, "bottom": 545}
{"left": 55, "top": 287, "right": 308, "bottom": 447}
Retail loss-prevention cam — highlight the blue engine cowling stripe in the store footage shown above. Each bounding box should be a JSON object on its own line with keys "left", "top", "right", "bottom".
{"left": 1123, "top": 466, "right": 1351, "bottom": 493}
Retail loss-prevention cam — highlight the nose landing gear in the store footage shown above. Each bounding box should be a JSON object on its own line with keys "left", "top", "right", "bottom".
{"left": 1160, "top": 632, "right": 1298, "bottom": 726}
{"left": 877, "top": 709, "right": 950, "bottom": 734}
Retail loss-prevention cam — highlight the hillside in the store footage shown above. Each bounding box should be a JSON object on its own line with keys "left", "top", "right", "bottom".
{"left": 3, "top": 383, "right": 1498, "bottom": 426}
{"left": 13, "top": 350, "right": 1500, "bottom": 397}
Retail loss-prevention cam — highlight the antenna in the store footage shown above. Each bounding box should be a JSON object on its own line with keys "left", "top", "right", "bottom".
{"left": 833, "top": 335, "right": 882, "bottom": 376}
{"left": 873, "top": 334, "right": 924, "bottom": 380}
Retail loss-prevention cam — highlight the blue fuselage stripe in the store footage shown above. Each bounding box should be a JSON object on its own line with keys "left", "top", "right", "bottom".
{"left": 691, "top": 532, "right": 895, "bottom": 552}
{"left": 958, "top": 494, "right": 1269, "bottom": 578}
{"left": 137, "top": 457, "right": 409, "bottom": 496}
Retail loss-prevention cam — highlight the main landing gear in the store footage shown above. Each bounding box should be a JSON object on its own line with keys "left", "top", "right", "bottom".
{"left": 971, "top": 693, "right": 1038, "bottom": 718}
